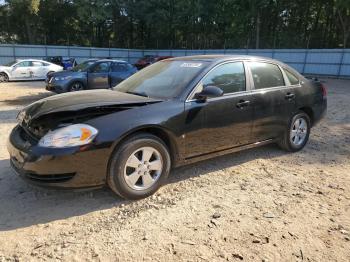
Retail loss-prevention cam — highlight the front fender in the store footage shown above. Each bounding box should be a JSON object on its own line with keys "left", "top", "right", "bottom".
{"left": 0, "top": 70, "right": 10, "bottom": 80}
{"left": 85, "top": 100, "right": 186, "bottom": 161}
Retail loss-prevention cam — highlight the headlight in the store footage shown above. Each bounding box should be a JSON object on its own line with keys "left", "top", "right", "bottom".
{"left": 38, "top": 124, "right": 98, "bottom": 148}
{"left": 54, "top": 76, "right": 72, "bottom": 81}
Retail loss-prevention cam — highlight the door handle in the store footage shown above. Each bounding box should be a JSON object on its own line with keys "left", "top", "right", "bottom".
{"left": 236, "top": 100, "right": 250, "bottom": 108}
{"left": 285, "top": 93, "right": 295, "bottom": 100}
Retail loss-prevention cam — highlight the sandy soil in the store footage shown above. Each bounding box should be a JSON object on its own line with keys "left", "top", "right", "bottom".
{"left": 0, "top": 80, "right": 349, "bottom": 262}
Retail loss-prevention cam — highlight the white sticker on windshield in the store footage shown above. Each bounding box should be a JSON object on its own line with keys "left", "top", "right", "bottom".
{"left": 180, "top": 62, "right": 202, "bottom": 68}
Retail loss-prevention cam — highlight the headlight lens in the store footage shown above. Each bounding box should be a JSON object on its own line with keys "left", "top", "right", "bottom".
{"left": 38, "top": 124, "right": 98, "bottom": 148}
{"left": 54, "top": 76, "right": 72, "bottom": 81}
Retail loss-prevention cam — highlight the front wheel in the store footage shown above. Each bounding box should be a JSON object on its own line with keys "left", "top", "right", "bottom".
{"left": 0, "top": 73, "right": 9, "bottom": 83}
{"left": 69, "top": 81, "right": 84, "bottom": 92}
{"left": 107, "top": 133, "right": 171, "bottom": 200}
{"left": 278, "top": 112, "right": 311, "bottom": 152}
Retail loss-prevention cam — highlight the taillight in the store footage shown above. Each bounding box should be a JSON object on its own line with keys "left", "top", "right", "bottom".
{"left": 320, "top": 83, "right": 327, "bottom": 98}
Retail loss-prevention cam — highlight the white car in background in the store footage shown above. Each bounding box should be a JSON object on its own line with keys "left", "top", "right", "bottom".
{"left": 0, "top": 59, "right": 63, "bottom": 82}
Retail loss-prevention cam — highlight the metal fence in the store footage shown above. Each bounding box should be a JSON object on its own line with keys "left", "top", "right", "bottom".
{"left": 1, "top": 44, "right": 349, "bottom": 77}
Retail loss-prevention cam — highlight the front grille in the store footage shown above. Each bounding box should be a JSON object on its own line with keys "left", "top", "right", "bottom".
{"left": 25, "top": 172, "right": 76, "bottom": 183}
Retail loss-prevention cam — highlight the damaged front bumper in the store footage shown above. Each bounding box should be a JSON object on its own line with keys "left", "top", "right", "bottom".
{"left": 7, "top": 125, "right": 110, "bottom": 189}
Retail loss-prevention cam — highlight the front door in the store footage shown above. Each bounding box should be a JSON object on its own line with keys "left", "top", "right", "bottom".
{"left": 87, "top": 61, "right": 111, "bottom": 89}
{"left": 184, "top": 62, "right": 254, "bottom": 158}
{"left": 11, "top": 61, "right": 32, "bottom": 79}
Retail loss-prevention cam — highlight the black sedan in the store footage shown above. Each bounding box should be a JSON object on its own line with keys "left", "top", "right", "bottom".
{"left": 8, "top": 55, "right": 327, "bottom": 199}
{"left": 46, "top": 59, "right": 137, "bottom": 93}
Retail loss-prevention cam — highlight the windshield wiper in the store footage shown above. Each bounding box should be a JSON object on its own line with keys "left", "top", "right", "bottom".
{"left": 126, "top": 91, "right": 149, "bottom": 98}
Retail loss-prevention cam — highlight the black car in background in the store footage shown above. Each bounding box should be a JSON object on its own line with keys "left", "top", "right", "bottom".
{"left": 46, "top": 59, "right": 137, "bottom": 93}
{"left": 8, "top": 55, "right": 327, "bottom": 200}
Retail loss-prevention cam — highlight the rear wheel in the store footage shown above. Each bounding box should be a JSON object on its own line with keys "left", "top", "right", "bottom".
{"left": 69, "top": 81, "right": 84, "bottom": 92}
{"left": 107, "top": 133, "right": 171, "bottom": 200}
{"left": 278, "top": 112, "right": 311, "bottom": 152}
{"left": 0, "top": 73, "right": 9, "bottom": 83}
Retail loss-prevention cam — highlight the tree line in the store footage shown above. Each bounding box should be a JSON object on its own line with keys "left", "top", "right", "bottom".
{"left": 0, "top": 0, "right": 349, "bottom": 49}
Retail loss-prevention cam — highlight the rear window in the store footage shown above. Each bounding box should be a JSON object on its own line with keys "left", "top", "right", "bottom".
{"left": 248, "top": 62, "right": 285, "bottom": 89}
{"left": 284, "top": 69, "right": 300, "bottom": 85}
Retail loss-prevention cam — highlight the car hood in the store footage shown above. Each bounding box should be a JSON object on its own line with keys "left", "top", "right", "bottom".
{"left": 49, "top": 70, "right": 83, "bottom": 77}
{"left": 20, "top": 90, "right": 162, "bottom": 124}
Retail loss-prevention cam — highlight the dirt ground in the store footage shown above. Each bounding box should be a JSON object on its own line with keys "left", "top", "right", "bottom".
{"left": 0, "top": 80, "right": 349, "bottom": 262}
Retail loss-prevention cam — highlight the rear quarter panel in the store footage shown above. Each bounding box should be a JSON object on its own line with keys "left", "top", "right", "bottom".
{"left": 294, "top": 79, "right": 327, "bottom": 125}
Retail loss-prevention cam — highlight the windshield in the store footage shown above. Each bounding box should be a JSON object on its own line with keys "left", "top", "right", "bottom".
{"left": 113, "top": 60, "right": 208, "bottom": 99}
{"left": 4, "top": 61, "right": 17, "bottom": 67}
{"left": 71, "top": 60, "right": 96, "bottom": 72}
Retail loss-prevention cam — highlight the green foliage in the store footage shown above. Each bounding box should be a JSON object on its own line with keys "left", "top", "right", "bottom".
{"left": 0, "top": 0, "right": 348, "bottom": 48}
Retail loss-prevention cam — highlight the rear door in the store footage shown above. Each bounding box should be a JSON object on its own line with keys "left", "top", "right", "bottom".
{"left": 109, "top": 62, "right": 135, "bottom": 87}
{"left": 246, "top": 61, "right": 297, "bottom": 142}
{"left": 184, "top": 61, "right": 254, "bottom": 158}
{"left": 31, "top": 61, "right": 47, "bottom": 78}
{"left": 87, "top": 61, "right": 111, "bottom": 89}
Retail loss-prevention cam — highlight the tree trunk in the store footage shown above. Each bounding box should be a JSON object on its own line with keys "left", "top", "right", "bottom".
{"left": 255, "top": 11, "right": 260, "bottom": 49}
{"left": 338, "top": 9, "right": 349, "bottom": 48}
{"left": 24, "top": 17, "right": 35, "bottom": 44}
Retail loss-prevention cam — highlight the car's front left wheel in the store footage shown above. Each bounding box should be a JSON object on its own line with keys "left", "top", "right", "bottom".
{"left": 107, "top": 133, "right": 171, "bottom": 199}
{"left": 69, "top": 81, "right": 84, "bottom": 92}
{"left": 0, "top": 73, "right": 9, "bottom": 83}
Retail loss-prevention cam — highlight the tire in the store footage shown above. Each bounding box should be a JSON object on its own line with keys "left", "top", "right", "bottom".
{"left": 69, "top": 81, "right": 84, "bottom": 92}
{"left": 278, "top": 111, "right": 311, "bottom": 152}
{"left": 0, "top": 72, "right": 9, "bottom": 83}
{"left": 107, "top": 133, "right": 171, "bottom": 200}
{"left": 47, "top": 71, "right": 54, "bottom": 77}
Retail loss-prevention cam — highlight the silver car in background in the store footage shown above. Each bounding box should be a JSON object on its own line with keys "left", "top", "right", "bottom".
{"left": 0, "top": 59, "right": 63, "bottom": 82}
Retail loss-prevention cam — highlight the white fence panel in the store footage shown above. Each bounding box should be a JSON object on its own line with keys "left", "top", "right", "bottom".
{"left": 0, "top": 44, "right": 349, "bottom": 77}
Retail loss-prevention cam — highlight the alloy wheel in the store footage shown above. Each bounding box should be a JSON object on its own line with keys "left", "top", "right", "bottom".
{"left": 0, "top": 73, "right": 8, "bottom": 82}
{"left": 123, "top": 147, "right": 163, "bottom": 190}
{"left": 290, "top": 117, "right": 308, "bottom": 146}
{"left": 70, "top": 82, "right": 83, "bottom": 91}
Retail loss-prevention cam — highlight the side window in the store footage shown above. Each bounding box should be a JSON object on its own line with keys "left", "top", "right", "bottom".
{"left": 16, "top": 61, "right": 32, "bottom": 67}
{"left": 284, "top": 69, "right": 300, "bottom": 85}
{"left": 111, "top": 63, "right": 128, "bottom": 72}
{"left": 127, "top": 64, "right": 135, "bottom": 70}
{"left": 248, "top": 62, "right": 285, "bottom": 89}
{"left": 32, "top": 61, "right": 44, "bottom": 67}
{"left": 201, "top": 62, "right": 246, "bottom": 94}
{"left": 91, "top": 62, "right": 110, "bottom": 73}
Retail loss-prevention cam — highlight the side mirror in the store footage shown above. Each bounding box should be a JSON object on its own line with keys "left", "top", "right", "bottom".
{"left": 195, "top": 85, "right": 224, "bottom": 101}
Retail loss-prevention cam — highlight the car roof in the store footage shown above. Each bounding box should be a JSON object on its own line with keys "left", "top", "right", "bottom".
{"left": 16, "top": 59, "right": 50, "bottom": 62}
{"left": 167, "top": 54, "right": 300, "bottom": 75}
{"left": 168, "top": 54, "right": 280, "bottom": 63}
{"left": 96, "top": 59, "right": 128, "bottom": 63}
